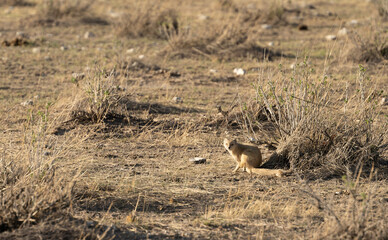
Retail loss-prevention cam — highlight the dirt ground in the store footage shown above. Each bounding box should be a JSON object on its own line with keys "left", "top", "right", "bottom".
{"left": 1, "top": 0, "right": 387, "bottom": 239}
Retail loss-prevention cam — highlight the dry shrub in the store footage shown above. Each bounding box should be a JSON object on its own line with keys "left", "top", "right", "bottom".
{"left": 70, "top": 67, "right": 126, "bottom": 124}
{"left": 0, "top": 110, "right": 77, "bottom": 235}
{"left": 115, "top": 1, "right": 179, "bottom": 40}
{"left": 345, "top": 27, "right": 388, "bottom": 63}
{"left": 29, "top": 0, "right": 94, "bottom": 26}
{"left": 38, "top": 0, "right": 93, "bottom": 19}
{"left": 164, "top": 17, "right": 277, "bottom": 60}
{"left": 372, "top": 0, "right": 388, "bottom": 20}
{"left": 303, "top": 175, "right": 388, "bottom": 239}
{"left": 0, "top": 0, "right": 31, "bottom": 6}
{"left": 218, "top": 0, "right": 287, "bottom": 26}
{"left": 252, "top": 62, "right": 387, "bottom": 179}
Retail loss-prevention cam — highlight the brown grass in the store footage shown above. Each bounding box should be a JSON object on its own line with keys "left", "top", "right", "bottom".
{"left": 163, "top": 15, "right": 278, "bottom": 60}
{"left": 1, "top": 0, "right": 387, "bottom": 239}
{"left": 69, "top": 67, "right": 123, "bottom": 124}
{"left": 115, "top": 1, "right": 179, "bottom": 39}
{"left": 0, "top": 110, "right": 76, "bottom": 234}
{"left": 249, "top": 63, "right": 387, "bottom": 179}
{"left": 345, "top": 26, "right": 388, "bottom": 63}
{"left": 373, "top": 0, "right": 388, "bottom": 20}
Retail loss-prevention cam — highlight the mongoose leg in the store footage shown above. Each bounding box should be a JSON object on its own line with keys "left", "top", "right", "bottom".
{"left": 246, "top": 168, "right": 253, "bottom": 178}
{"left": 233, "top": 164, "right": 240, "bottom": 173}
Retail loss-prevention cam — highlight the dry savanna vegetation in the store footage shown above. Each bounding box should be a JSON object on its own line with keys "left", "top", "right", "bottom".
{"left": 0, "top": 0, "right": 387, "bottom": 239}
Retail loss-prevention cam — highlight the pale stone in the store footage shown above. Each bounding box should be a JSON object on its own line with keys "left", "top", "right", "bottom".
{"left": 233, "top": 68, "right": 245, "bottom": 76}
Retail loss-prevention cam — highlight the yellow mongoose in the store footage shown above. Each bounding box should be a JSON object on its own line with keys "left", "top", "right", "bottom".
{"left": 223, "top": 138, "right": 288, "bottom": 177}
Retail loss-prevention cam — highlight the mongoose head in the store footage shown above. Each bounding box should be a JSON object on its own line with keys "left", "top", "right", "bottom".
{"left": 223, "top": 138, "right": 237, "bottom": 151}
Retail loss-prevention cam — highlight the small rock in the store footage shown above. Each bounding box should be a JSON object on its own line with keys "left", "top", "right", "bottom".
{"left": 198, "top": 14, "right": 209, "bottom": 21}
{"left": 261, "top": 24, "right": 272, "bottom": 30}
{"left": 290, "top": 63, "right": 296, "bottom": 69}
{"left": 138, "top": 55, "right": 145, "bottom": 59}
{"left": 81, "top": 47, "right": 87, "bottom": 51}
{"left": 32, "top": 47, "right": 41, "bottom": 54}
{"left": 298, "top": 24, "right": 308, "bottom": 31}
{"left": 267, "top": 41, "right": 274, "bottom": 46}
{"left": 189, "top": 157, "right": 206, "bottom": 164}
{"left": 108, "top": 10, "right": 122, "bottom": 18}
{"left": 16, "top": 31, "right": 26, "bottom": 38}
{"left": 380, "top": 97, "right": 388, "bottom": 106}
{"left": 43, "top": 151, "right": 51, "bottom": 156}
{"left": 126, "top": 48, "right": 134, "bottom": 54}
{"left": 335, "top": 191, "right": 341, "bottom": 195}
{"left": 72, "top": 72, "right": 85, "bottom": 81}
{"left": 337, "top": 28, "right": 348, "bottom": 36}
{"left": 348, "top": 19, "right": 358, "bottom": 25}
{"left": 209, "top": 69, "right": 217, "bottom": 74}
{"left": 46, "top": 33, "right": 53, "bottom": 38}
{"left": 44, "top": 56, "right": 52, "bottom": 61}
{"left": 325, "top": 35, "right": 337, "bottom": 41}
{"left": 233, "top": 68, "right": 245, "bottom": 76}
{"left": 84, "top": 31, "right": 95, "bottom": 39}
{"left": 60, "top": 46, "right": 68, "bottom": 51}
{"left": 21, "top": 100, "right": 33, "bottom": 107}
{"left": 172, "top": 96, "right": 183, "bottom": 103}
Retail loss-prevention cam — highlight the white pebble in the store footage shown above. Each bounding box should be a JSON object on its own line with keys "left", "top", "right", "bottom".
{"left": 337, "top": 28, "right": 348, "bottom": 36}
{"left": 348, "top": 19, "right": 358, "bottom": 25}
{"left": 233, "top": 68, "right": 245, "bottom": 76}
{"left": 261, "top": 24, "right": 272, "bottom": 30}
{"left": 16, "top": 31, "right": 26, "bottom": 38}
{"left": 198, "top": 14, "right": 209, "bottom": 21}
{"left": 380, "top": 97, "right": 388, "bottom": 106}
{"left": 84, "top": 31, "right": 95, "bottom": 39}
{"left": 21, "top": 100, "right": 33, "bottom": 106}
{"left": 32, "top": 47, "right": 41, "bottom": 54}
{"left": 172, "top": 96, "right": 183, "bottom": 103}
{"left": 325, "top": 35, "right": 337, "bottom": 41}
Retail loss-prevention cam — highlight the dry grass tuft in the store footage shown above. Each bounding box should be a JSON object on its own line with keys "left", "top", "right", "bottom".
{"left": 115, "top": 1, "right": 179, "bottom": 40}
{"left": 70, "top": 67, "right": 125, "bottom": 124}
{"left": 0, "top": 0, "right": 33, "bottom": 6}
{"left": 164, "top": 17, "right": 277, "bottom": 60}
{"left": 301, "top": 173, "right": 388, "bottom": 239}
{"left": 373, "top": 0, "right": 388, "bottom": 20}
{"left": 250, "top": 63, "right": 387, "bottom": 178}
{"left": 28, "top": 0, "right": 94, "bottom": 26}
{"left": 217, "top": 0, "right": 287, "bottom": 25}
{"left": 345, "top": 27, "right": 388, "bottom": 63}
{"left": 0, "top": 110, "right": 77, "bottom": 234}
{"left": 38, "top": 0, "right": 93, "bottom": 19}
